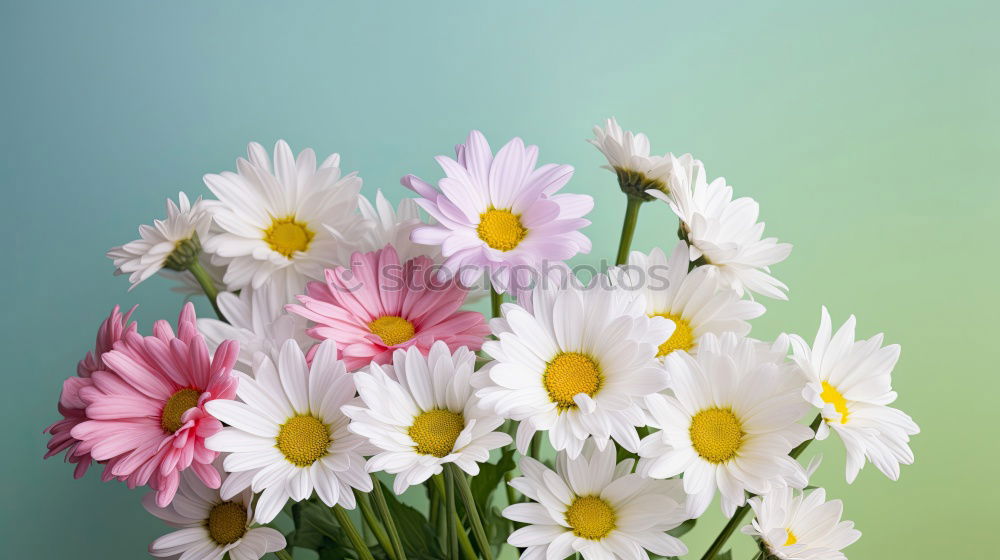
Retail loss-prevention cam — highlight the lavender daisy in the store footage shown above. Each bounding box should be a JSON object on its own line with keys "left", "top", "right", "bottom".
{"left": 402, "top": 130, "right": 593, "bottom": 294}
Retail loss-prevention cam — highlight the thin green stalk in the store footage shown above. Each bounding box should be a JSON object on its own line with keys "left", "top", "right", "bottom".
{"left": 700, "top": 414, "right": 825, "bottom": 560}
{"left": 751, "top": 552, "right": 764, "bottom": 560}
{"left": 614, "top": 196, "right": 643, "bottom": 266}
{"left": 432, "top": 474, "right": 477, "bottom": 560}
{"left": 529, "top": 432, "right": 542, "bottom": 461}
{"left": 188, "top": 260, "right": 226, "bottom": 321}
{"left": 490, "top": 287, "right": 503, "bottom": 318}
{"left": 274, "top": 550, "right": 294, "bottom": 560}
{"left": 354, "top": 490, "right": 397, "bottom": 560}
{"left": 331, "top": 505, "right": 376, "bottom": 560}
{"left": 449, "top": 464, "right": 494, "bottom": 560}
{"left": 444, "top": 466, "right": 459, "bottom": 559}
{"left": 371, "top": 475, "right": 407, "bottom": 560}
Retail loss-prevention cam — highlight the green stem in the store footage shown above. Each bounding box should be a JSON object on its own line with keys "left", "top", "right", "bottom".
{"left": 529, "top": 432, "right": 542, "bottom": 461}
{"left": 699, "top": 414, "right": 824, "bottom": 560}
{"left": 444, "top": 466, "right": 459, "bottom": 559}
{"left": 432, "top": 474, "right": 477, "bottom": 560}
{"left": 332, "top": 505, "right": 376, "bottom": 560}
{"left": 371, "top": 475, "right": 407, "bottom": 560}
{"left": 354, "top": 490, "right": 397, "bottom": 560}
{"left": 449, "top": 464, "right": 494, "bottom": 560}
{"left": 274, "top": 550, "right": 294, "bottom": 560}
{"left": 188, "top": 259, "right": 226, "bottom": 322}
{"left": 490, "top": 287, "right": 503, "bottom": 318}
{"left": 615, "top": 196, "right": 643, "bottom": 266}
{"left": 751, "top": 552, "right": 764, "bottom": 560}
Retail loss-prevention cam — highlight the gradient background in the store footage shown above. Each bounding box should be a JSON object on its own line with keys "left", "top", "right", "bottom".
{"left": 3, "top": 1, "right": 997, "bottom": 558}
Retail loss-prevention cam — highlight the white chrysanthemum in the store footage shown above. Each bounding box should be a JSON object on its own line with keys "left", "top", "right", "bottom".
{"left": 614, "top": 241, "right": 765, "bottom": 359}
{"left": 357, "top": 189, "right": 440, "bottom": 262}
{"left": 205, "top": 340, "right": 372, "bottom": 523}
{"left": 742, "top": 486, "right": 861, "bottom": 560}
{"left": 475, "top": 274, "right": 672, "bottom": 458}
{"left": 342, "top": 342, "right": 512, "bottom": 494}
{"left": 789, "top": 307, "right": 919, "bottom": 483}
{"left": 143, "top": 466, "right": 286, "bottom": 560}
{"left": 197, "top": 283, "right": 310, "bottom": 370}
{"left": 588, "top": 118, "right": 699, "bottom": 202}
{"left": 503, "top": 443, "right": 689, "bottom": 560}
{"left": 639, "top": 333, "right": 813, "bottom": 517}
{"left": 650, "top": 169, "right": 792, "bottom": 300}
{"left": 202, "top": 140, "right": 368, "bottom": 303}
{"left": 107, "top": 192, "right": 212, "bottom": 289}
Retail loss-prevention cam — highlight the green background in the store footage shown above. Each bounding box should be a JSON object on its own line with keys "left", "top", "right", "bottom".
{"left": 3, "top": 1, "right": 996, "bottom": 558}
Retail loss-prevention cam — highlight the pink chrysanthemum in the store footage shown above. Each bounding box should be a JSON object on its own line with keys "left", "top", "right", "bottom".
{"left": 402, "top": 130, "right": 593, "bottom": 294}
{"left": 44, "top": 305, "right": 137, "bottom": 479}
{"left": 71, "top": 302, "right": 240, "bottom": 507}
{"left": 287, "top": 245, "right": 489, "bottom": 371}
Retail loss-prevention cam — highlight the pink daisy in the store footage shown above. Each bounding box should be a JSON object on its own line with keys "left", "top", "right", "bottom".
{"left": 71, "top": 302, "right": 240, "bottom": 507}
{"left": 44, "top": 305, "right": 137, "bottom": 479}
{"left": 287, "top": 244, "right": 489, "bottom": 371}
{"left": 402, "top": 130, "right": 593, "bottom": 294}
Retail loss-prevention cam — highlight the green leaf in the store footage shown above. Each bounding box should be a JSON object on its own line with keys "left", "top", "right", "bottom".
{"left": 667, "top": 518, "right": 696, "bottom": 538}
{"left": 471, "top": 447, "right": 516, "bottom": 509}
{"left": 376, "top": 479, "right": 443, "bottom": 560}
{"left": 717, "top": 550, "right": 733, "bottom": 560}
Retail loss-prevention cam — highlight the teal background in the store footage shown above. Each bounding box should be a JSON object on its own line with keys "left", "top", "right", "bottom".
{"left": 3, "top": 1, "right": 997, "bottom": 558}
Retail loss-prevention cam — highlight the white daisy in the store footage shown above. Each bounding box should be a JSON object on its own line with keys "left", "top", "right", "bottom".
{"left": 789, "top": 307, "right": 919, "bottom": 483}
{"left": 357, "top": 189, "right": 440, "bottom": 262}
{"left": 202, "top": 140, "right": 368, "bottom": 303}
{"left": 742, "top": 486, "right": 861, "bottom": 560}
{"left": 107, "top": 192, "right": 212, "bottom": 290}
{"left": 503, "top": 443, "right": 689, "bottom": 560}
{"left": 475, "top": 274, "right": 673, "bottom": 458}
{"left": 614, "top": 241, "right": 765, "bottom": 359}
{"left": 342, "top": 342, "right": 512, "bottom": 495}
{"left": 143, "top": 466, "right": 286, "bottom": 560}
{"left": 639, "top": 333, "right": 813, "bottom": 517}
{"left": 205, "top": 339, "right": 371, "bottom": 523}
{"left": 588, "top": 117, "right": 700, "bottom": 202}
{"left": 197, "top": 282, "right": 310, "bottom": 370}
{"left": 650, "top": 170, "right": 792, "bottom": 300}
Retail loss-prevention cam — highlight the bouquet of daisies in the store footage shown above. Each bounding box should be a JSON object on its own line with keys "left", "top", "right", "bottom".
{"left": 45, "top": 121, "right": 919, "bottom": 560}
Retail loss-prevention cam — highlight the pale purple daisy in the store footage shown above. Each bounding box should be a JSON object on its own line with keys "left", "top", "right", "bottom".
{"left": 402, "top": 131, "right": 593, "bottom": 294}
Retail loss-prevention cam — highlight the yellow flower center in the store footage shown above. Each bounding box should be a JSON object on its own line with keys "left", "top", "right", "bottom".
{"left": 783, "top": 528, "right": 798, "bottom": 546}
{"left": 264, "top": 216, "right": 314, "bottom": 258}
{"left": 543, "top": 352, "right": 603, "bottom": 410}
{"left": 276, "top": 415, "right": 331, "bottom": 467}
{"left": 565, "top": 495, "right": 617, "bottom": 540}
{"left": 689, "top": 407, "right": 744, "bottom": 463}
{"left": 820, "top": 381, "right": 850, "bottom": 424}
{"left": 651, "top": 312, "right": 695, "bottom": 357}
{"left": 207, "top": 501, "right": 248, "bottom": 545}
{"left": 476, "top": 208, "right": 527, "bottom": 251}
{"left": 161, "top": 388, "right": 200, "bottom": 433}
{"left": 368, "top": 315, "right": 416, "bottom": 346}
{"left": 409, "top": 409, "right": 465, "bottom": 458}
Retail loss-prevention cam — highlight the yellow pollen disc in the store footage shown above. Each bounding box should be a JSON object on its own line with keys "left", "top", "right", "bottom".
{"left": 264, "top": 216, "right": 314, "bottom": 258}
{"left": 689, "top": 407, "right": 744, "bottom": 463}
{"left": 207, "top": 501, "right": 248, "bottom": 545}
{"left": 820, "top": 381, "right": 850, "bottom": 424}
{"left": 543, "top": 352, "right": 603, "bottom": 410}
{"left": 368, "top": 315, "right": 417, "bottom": 346}
{"left": 276, "top": 415, "right": 331, "bottom": 467}
{"left": 409, "top": 409, "right": 465, "bottom": 458}
{"left": 161, "top": 388, "right": 201, "bottom": 433}
{"left": 783, "top": 528, "right": 798, "bottom": 546}
{"left": 476, "top": 208, "right": 527, "bottom": 252}
{"left": 565, "top": 495, "right": 617, "bottom": 540}
{"left": 651, "top": 312, "right": 695, "bottom": 357}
